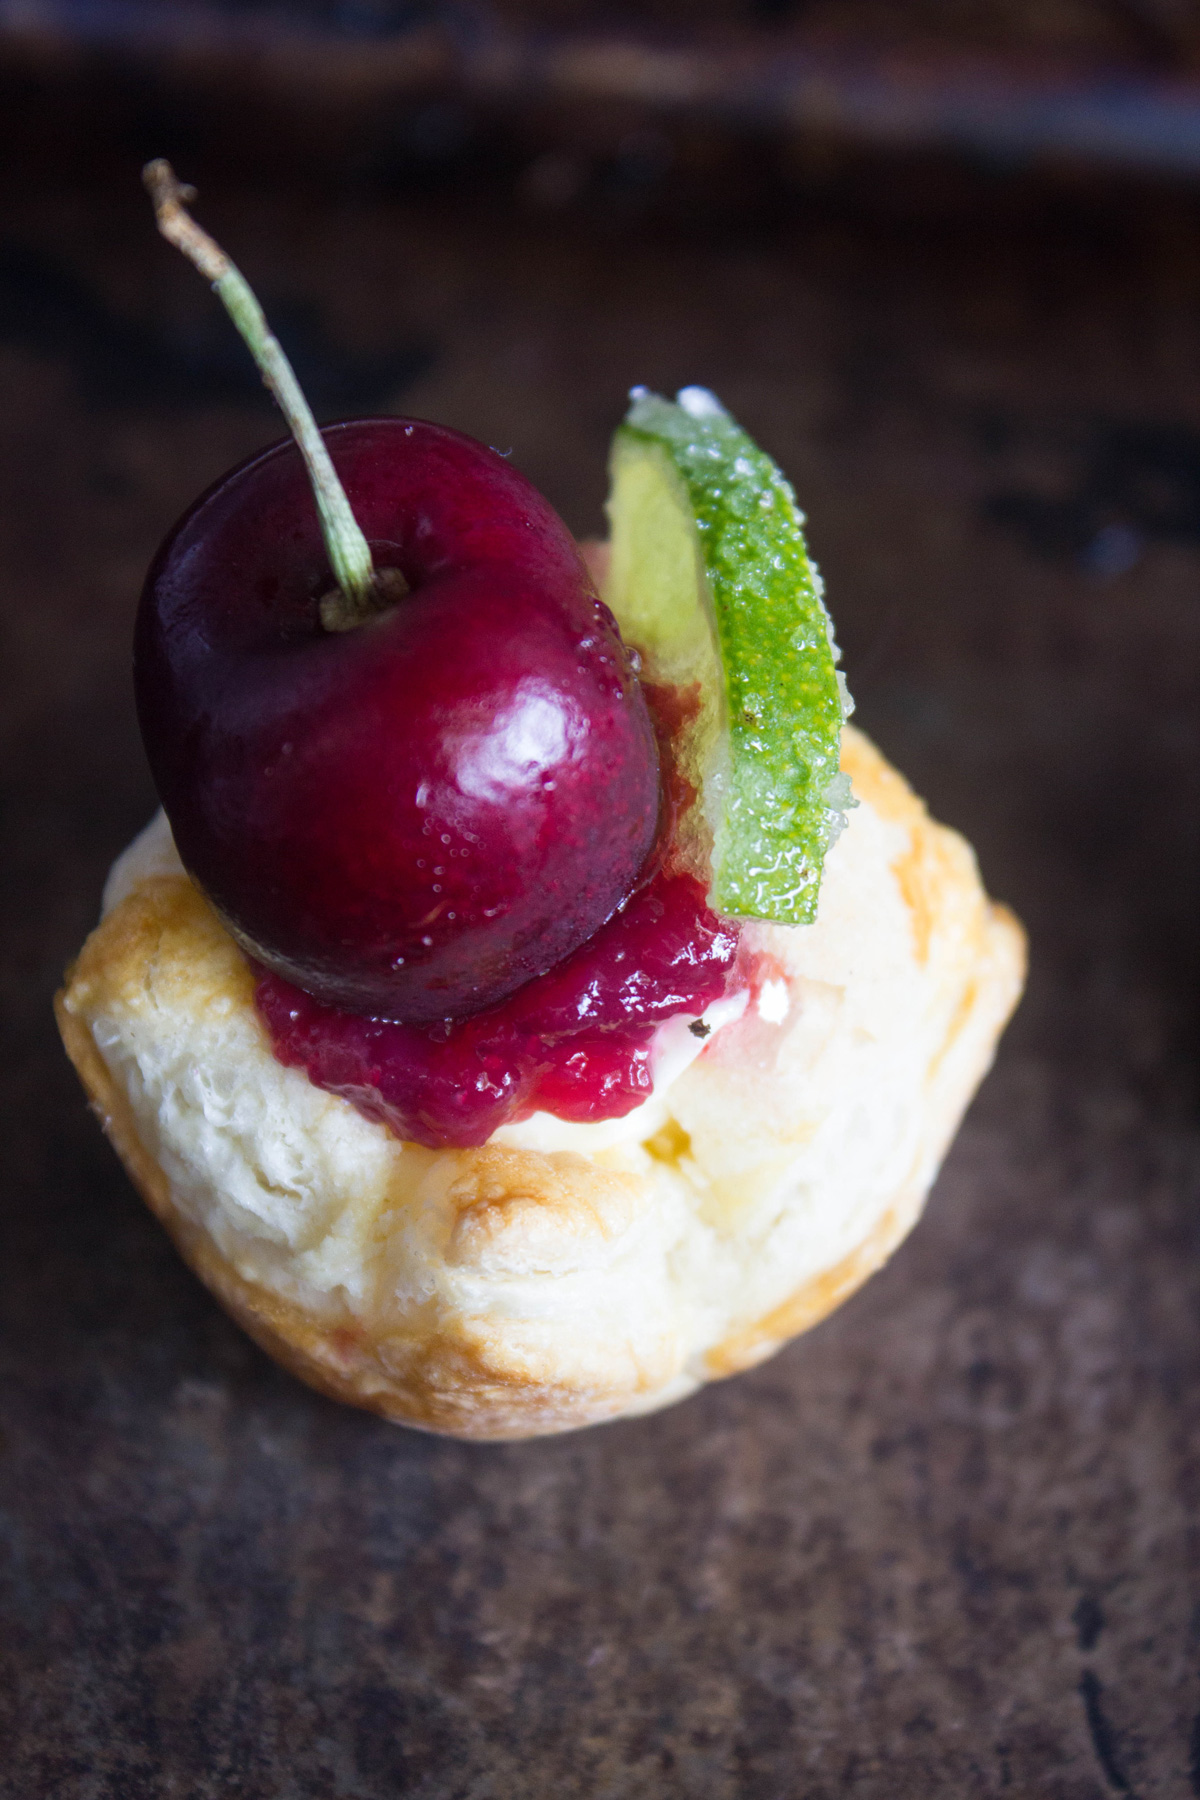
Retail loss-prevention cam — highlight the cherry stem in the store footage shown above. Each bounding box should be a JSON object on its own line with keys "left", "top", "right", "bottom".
{"left": 142, "top": 159, "right": 377, "bottom": 618}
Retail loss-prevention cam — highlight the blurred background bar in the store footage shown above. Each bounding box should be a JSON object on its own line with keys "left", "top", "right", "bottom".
{"left": 4, "top": 0, "right": 1200, "bottom": 194}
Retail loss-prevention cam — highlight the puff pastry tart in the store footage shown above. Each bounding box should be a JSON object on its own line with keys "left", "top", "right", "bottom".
{"left": 57, "top": 725, "right": 1023, "bottom": 1440}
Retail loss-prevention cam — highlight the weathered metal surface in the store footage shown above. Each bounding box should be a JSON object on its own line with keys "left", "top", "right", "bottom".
{"left": 0, "top": 162, "right": 1198, "bottom": 1795}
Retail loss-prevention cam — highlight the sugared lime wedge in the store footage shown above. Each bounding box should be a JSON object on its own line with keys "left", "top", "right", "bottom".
{"left": 604, "top": 386, "right": 852, "bottom": 924}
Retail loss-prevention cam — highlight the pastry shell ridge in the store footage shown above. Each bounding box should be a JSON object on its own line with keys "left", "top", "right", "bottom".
{"left": 55, "top": 725, "right": 1025, "bottom": 1440}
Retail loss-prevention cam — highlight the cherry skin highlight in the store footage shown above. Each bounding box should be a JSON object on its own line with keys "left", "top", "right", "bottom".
{"left": 136, "top": 418, "right": 662, "bottom": 1022}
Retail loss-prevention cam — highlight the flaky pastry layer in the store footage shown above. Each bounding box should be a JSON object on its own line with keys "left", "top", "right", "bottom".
{"left": 56, "top": 726, "right": 1024, "bottom": 1439}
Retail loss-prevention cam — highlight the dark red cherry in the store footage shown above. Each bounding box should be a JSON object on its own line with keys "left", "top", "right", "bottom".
{"left": 135, "top": 418, "right": 661, "bottom": 1022}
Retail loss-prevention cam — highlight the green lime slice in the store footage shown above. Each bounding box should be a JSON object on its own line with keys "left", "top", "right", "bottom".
{"left": 603, "top": 386, "right": 853, "bottom": 924}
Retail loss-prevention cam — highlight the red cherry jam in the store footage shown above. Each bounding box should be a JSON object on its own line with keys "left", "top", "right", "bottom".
{"left": 256, "top": 868, "right": 739, "bottom": 1149}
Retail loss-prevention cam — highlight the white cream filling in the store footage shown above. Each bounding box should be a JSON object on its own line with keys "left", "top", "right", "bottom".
{"left": 756, "top": 977, "right": 790, "bottom": 1025}
{"left": 104, "top": 811, "right": 754, "bottom": 1150}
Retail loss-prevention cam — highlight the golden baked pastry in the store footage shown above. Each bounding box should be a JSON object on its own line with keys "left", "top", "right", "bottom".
{"left": 56, "top": 725, "right": 1024, "bottom": 1440}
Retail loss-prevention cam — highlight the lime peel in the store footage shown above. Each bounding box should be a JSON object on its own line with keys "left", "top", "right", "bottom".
{"left": 604, "top": 386, "right": 853, "bottom": 925}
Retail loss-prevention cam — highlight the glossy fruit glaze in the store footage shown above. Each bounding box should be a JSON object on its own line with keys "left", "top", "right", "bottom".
{"left": 136, "top": 419, "right": 661, "bottom": 1023}
{"left": 256, "top": 867, "right": 740, "bottom": 1149}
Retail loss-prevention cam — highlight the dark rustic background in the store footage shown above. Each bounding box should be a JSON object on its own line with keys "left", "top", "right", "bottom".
{"left": 2, "top": 4, "right": 1199, "bottom": 1795}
